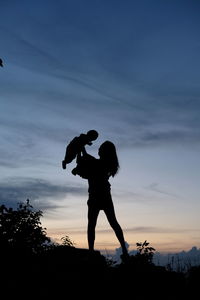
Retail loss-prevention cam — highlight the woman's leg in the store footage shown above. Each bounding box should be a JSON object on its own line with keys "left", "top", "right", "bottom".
{"left": 87, "top": 205, "right": 100, "bottom": 251}
{"left": 104, "top": 203, "right": 128, "bottom": 255}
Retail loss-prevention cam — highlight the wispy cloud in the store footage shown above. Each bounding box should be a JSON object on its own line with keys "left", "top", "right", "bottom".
{"left": 145, "top": 183, "right": 178, "bottom": 198}
{"left": 0, "top": 177, "right": 86, "bottom": 211}
{"left": 95, "top": 226, "right": 194, "bottom": 235}
{"left": 1, "top": 20, "right": 200, "bottom": 150}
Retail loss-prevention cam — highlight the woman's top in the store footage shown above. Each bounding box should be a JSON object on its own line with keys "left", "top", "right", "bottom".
{"left": 76, "top": 153, "right": 112, "bottom": 209}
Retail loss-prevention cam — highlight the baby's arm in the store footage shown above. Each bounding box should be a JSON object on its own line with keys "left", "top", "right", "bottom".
{"left": 81, "top": 147, "right": 94, "bottom": 159}
{"left": 81, "top": 147, "right": 87, "bottom": 155}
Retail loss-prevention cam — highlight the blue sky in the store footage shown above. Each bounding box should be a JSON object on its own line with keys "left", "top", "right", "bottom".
{"left": 0, "top": 0, "right": 200, "bottom": 253}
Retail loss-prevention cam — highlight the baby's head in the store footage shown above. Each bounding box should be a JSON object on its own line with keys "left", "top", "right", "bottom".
{"left": 86, "top": 130, "right": 99, "bottom": 141}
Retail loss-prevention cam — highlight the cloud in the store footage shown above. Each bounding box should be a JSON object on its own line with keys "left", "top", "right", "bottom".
{"left": 112, "top": 123, "right": 200, "bottom": 150}
{"left": 1, "top": 26, "right": 140, "bottom": 103}
{"left": 145, "top": 183, "right": 178, "bottom": 198}
{"left": 1, "top": 0, "right": 200, "bottom": 156}
{"left": 0, "top": 117, "right": 81, "bottom": 169}
{"left": 52, "top": 224, "right": 187, "bottom": 237}
{"left": 111, "top": 242, "right": 200, "bottom": 268}
{"left": 0, "top": 118, "right": 77, "bottom": 146}
{"left": 124, "top": 226, "right": 193, "bottom": 234}
{"left": 84, "top": 225, "right": 193, "bottom": 236}
{"left": 0, "top": 177, "right": 86, "bottom": 211}
{"left": 153, "top": 246, "right": 200, "bottom": 270}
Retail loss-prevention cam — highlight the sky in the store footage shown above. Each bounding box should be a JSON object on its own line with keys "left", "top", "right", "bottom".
{"left": 0, "top": 0, "right": 200, "bottom": 254}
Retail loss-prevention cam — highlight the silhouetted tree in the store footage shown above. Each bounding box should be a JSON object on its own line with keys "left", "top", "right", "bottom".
{"left": 0, "top": 199, "right": 50, "bottom": 254}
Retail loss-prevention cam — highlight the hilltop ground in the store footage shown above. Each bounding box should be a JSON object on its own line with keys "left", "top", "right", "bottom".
{"left": 1, "top": 246, "right": 199, "bottom": 299}
{"left": 1, "top": 202, "right": 199, "bottom": 299}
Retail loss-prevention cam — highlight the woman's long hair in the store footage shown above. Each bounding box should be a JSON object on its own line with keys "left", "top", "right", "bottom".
{"left": 98, "top": 141, "right": 119, "bottom": 177}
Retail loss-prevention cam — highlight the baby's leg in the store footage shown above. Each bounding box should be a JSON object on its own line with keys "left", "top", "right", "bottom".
{"left": 62, "top": 147, "right": 77, "bottom": 169}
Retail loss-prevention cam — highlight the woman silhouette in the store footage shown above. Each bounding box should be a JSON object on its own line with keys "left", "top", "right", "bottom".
{"left": 73, "top": 140, "right": 129, "bottom": 259}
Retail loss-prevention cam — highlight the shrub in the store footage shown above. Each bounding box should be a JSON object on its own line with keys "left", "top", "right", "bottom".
{"left": 0, "top": 199, "right": 50, "bottom": 254}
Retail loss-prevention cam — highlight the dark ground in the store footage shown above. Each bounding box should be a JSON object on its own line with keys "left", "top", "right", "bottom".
{"left": 1, "top": 246, "right": 199, "bottom": 299}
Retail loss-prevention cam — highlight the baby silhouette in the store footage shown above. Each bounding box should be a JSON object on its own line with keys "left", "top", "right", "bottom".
{"left": 62, "top": 130, "right": 98, "bottom": 170}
